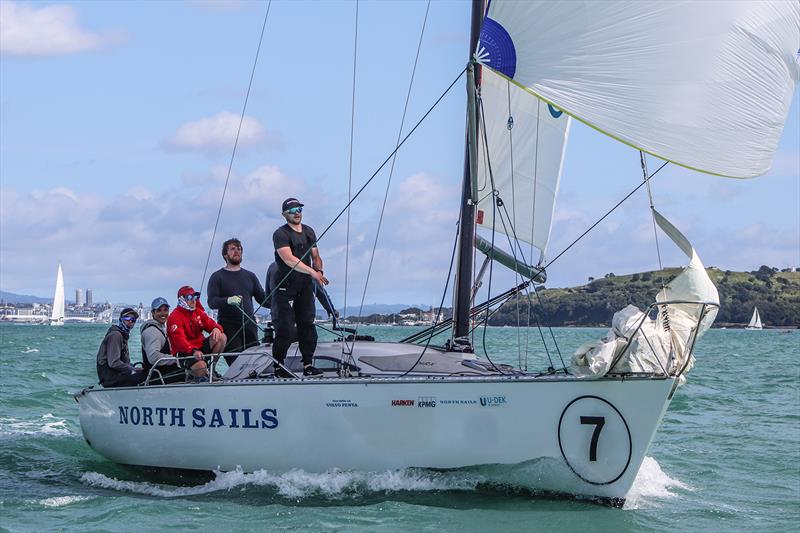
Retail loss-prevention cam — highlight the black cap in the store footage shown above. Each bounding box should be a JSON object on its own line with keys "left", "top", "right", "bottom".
{"left": 282, "top": 198, "right": 304, "bottom": 211}
{"left": 119, "top": 307, "right": 140, "bottom": 319}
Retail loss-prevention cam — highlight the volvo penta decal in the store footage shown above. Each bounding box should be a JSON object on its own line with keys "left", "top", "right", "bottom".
{"left": 118, "top": 405, "right": 278, "bottom": 429}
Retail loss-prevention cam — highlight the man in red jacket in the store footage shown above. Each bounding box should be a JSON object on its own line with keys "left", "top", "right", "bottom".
{"left": 167, "top": 285, "right": 227, "bottom": 382}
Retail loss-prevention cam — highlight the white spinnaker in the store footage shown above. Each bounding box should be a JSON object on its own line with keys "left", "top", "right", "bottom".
{"left": 480, "top": 1, "right": 800, "bottom": 178}
{"left": 475, "top": 68, "right": 570, "bottom": 263}
{"left": 51, "top": 263, "right": 65, "bottom": 323}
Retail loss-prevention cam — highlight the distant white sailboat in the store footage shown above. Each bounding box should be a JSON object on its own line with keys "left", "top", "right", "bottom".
{"left": 746, "top": 307, "right": 763, "bottom": 330}
{"left": 50, "top": 264, "right": 65, "bottom": 326}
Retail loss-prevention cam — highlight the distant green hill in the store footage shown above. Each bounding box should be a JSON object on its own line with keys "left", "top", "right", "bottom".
{"left": 488, "top": 266, "right": 800, "bottom": 328}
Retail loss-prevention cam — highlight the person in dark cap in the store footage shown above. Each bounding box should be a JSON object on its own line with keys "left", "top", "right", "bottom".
{"left": 140, "top": 297, "right": 184, "bottom": 384}
{"left": 166, "top": 285, "right": 226, "bottom": 382}
{"left": 96, "top": 308, "right": 147, "bottom": 388}
{"left": 271, "top": 198, "right": 327, "bottom": 377}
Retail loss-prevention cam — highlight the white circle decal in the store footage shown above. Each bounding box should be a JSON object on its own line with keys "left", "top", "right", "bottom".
{"left": 558, "top": 396, "right": 632, "bottom": 485}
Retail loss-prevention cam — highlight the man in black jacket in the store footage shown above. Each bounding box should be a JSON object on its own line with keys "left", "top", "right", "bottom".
{"left": 96, "top": 308, "right": 147, "bottom": 388}
{"left": 207, "top": 237, "right": 268, "bottom": 365}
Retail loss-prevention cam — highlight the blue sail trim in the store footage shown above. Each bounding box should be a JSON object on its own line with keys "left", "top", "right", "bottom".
{"left": 477, "top": 17, "right": 516, "bottom": 79}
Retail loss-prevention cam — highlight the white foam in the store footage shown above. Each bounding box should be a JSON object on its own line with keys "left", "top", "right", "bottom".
{"left": 37, "top": 495, "right": 92, "bottom": 507}
{"left": 23, "top": 347, "right": 39, "bottom": 353}
{"left": 624, "top": 456, "right": 691, "bottom": 509}
{"left": 0, "top": 414, "right": 72, "bottom": 437}
{"left": 80, "top": 467, "right": 482, "bottom": 500}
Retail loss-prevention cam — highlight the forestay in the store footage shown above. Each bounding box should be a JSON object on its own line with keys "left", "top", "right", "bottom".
{"left": 478, "top": 1, "right": 800, "bottom": 178}
{"left": 474, "top": 67, "right": 571, "bottom": 263}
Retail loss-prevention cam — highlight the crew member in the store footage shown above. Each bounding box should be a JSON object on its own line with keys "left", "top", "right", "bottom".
{"left": 166, "top": 285, "right": 227, "bottom": 382}
{"left": 271, "top": 198, "right": 326, "bottom": 377}
{"left": 140, "top": 297, "right": 183, "bottom": 384}
{"left": 207, "top": 238, "right": 268, "bottom": 365}
{"left": 96, "top": 308, "right": 147, "bottom": 388}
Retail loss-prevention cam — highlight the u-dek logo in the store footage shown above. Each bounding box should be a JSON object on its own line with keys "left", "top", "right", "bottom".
{"left": 391, "top": 399, "right": 415, "bottom": 407}
{"left": 118, "top": 405, "right": 278, "bottom": 429}
{"left": 479, "top": 395, "right": 507, "bottom": 407}
{"left": 417, "top": 396, "right": 436, "bottom": 408}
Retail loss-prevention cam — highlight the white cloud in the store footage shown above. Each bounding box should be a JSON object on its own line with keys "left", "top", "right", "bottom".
{"left": 0, "top": 1, "right": 122, "bottom": 57}
{"left": 163, "top": 112, "right": 279, "bottom": 156}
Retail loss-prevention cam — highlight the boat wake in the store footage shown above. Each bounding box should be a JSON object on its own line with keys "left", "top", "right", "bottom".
{"left": 625, "top": 457, "right": 691, "bottom": 509}
{"left": 80, "top": 456, "right": 688, "bottom": 506}
{"left": 0, "top": 414, "right": 72, "bottom": 438}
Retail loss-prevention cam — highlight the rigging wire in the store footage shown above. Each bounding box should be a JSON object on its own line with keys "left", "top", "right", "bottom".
{"left": 355, "top": 0, "right": 431, "bottom": 330}
{"left": 343, "top": 0, "right": 359, "bottom": 354}
{"left": 200, "top": 0, "right": 272, "bottom": 292}
{"left": 542, "top": 160, "right": 670, "bottom": 271}
{"left": 476, "top": 96, "right": 556, "bottom": 372}
{"left": 251, "top": 67, "right": 468, "bottom": 316}
{"left": 398, "top": 222, "right": 460, "bottom": 377}
{"left": 503, "top": 78, "right": 523, "bottom": 370}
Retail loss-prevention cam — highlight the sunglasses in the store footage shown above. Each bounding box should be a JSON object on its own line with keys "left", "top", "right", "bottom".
{"left": 121, "top": 316, "right": 137, "bottom": 322}
{"left": 184, "top": 294, "right": 200, "bottom": 301}
{"left": 285, "top": 207, "right": 303, "bottom": 214}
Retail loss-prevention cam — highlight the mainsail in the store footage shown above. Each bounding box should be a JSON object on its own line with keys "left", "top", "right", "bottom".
{"left": 474, "top": 67, "right": 570, "bottom": 264}
{"left": 50, "top": 263, "right": 65, "bottom": 326}
{"left": 477, "top": 1, "right": 800, "bottom": 178}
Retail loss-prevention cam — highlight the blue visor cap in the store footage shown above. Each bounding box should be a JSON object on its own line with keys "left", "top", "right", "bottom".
{"left": 151, "top": 297, "right": 170, "bottom": 310}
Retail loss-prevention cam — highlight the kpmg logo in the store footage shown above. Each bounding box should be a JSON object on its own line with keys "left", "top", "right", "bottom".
{"left": 417, "top": 396, "right": 436, "bottom": 408}
{"left": 391, "top": 399, "right": 415, "bottom": 407}
{"left": 118, "top": 405, "right": 278, "bottom": 429}
{"left": 479, "top": 395, "right": 507, "bottom": 407}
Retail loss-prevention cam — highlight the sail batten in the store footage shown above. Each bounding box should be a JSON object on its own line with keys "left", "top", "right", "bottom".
{"left": 478, "top": 1, "right": 800, "bottom": 178}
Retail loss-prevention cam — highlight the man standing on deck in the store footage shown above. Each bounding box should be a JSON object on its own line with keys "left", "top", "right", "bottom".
{"left": 271, "top": 198, "right": 327, "bottom": 377}
{"left": 207, "top": 238, "right": 268, "bottom": 366}
{"left": 96, "top": 308, "right": 147, "bottom": 388}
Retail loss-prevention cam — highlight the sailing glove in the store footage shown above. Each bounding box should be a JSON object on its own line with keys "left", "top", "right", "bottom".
{"left": 227, "top": 295, "right": 242, "bottom": 306}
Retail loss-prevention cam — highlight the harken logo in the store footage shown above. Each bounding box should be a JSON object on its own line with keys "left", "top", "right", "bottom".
{"left": 417, "top": 396, "right": 436, "bottom": 408}
{"left": 479, "top": 395, "right": 507, "bottom": 407}
{"left": 391, "top": 399, "right": 415, "bottom": 407}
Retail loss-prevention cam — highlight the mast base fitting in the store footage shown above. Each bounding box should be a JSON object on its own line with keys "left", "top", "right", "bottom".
{"left": 446, "top": 336, "right": 474, "bottom": 353}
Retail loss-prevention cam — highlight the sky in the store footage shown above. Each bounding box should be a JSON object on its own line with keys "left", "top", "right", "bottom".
{"left": 1, "top": 0, "right": 798, "bottom": 309}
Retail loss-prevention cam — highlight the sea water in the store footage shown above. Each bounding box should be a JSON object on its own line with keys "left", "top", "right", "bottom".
{"left": 0, "top": 324, "right": 797, "bottom": 532}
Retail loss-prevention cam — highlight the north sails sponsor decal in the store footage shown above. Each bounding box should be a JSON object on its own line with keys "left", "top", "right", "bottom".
{"left": 391, "top": 399, "right": 415, "bottom": 407}
{"left": 326, "top": 399, "right": 359, "bottom": 408}
{"left": 117, "top": 405, "right": 278, "bottom": 429}
{"left": 439, "top": 399, "right": 478, "bottom": 406}
{"left": 479, "top": 395, "right": 507, "bottom": 407}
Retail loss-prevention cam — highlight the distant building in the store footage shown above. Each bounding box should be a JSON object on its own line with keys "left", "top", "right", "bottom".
{"left": 75, "top": 288, "right": 85, "bottom": 307}
{"left": 86, "top": 289, "right": 93, "bottom": 306}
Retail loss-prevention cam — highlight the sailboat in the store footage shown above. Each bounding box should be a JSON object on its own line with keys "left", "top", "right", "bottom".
{"left": 75, "top": 1, "right": 798, "bottom": 506}
{"left": 50, "top": 263, "right": 65, "bottom": 326}
{"left": 746, "top": 307, "right": 763, "bottom": 330}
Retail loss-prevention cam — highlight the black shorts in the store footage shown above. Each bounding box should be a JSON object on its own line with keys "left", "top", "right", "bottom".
{"left": 200, "top": 336, "right": 214, "bottom": 355}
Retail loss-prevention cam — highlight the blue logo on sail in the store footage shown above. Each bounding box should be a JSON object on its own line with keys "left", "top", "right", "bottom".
{"left": 548, "top": 104, "right": 563, "bottom": 118}
{"left": 476, "top": 17, "right": 516, "bottom": 79}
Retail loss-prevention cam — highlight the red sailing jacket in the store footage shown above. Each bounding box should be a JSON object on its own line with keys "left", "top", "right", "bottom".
{"left": 166, "top": 303, "right": 222, "bottom": 355}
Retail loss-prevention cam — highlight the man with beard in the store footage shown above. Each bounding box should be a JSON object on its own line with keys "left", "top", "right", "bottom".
{"left": 207, "top": 238, "right": 268, "bottom": 365}
{"left": 96, "top": 308, "right": 147, "bottom": 388}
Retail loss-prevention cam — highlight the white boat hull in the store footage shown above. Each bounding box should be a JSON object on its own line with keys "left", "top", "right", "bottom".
{"left": 77, "top": 375, "right": 675, "bottom": 504}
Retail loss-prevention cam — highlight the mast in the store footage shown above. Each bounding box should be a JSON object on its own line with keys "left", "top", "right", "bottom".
{"left": 451, "top": 0, "right": 484, "bottom": 348}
